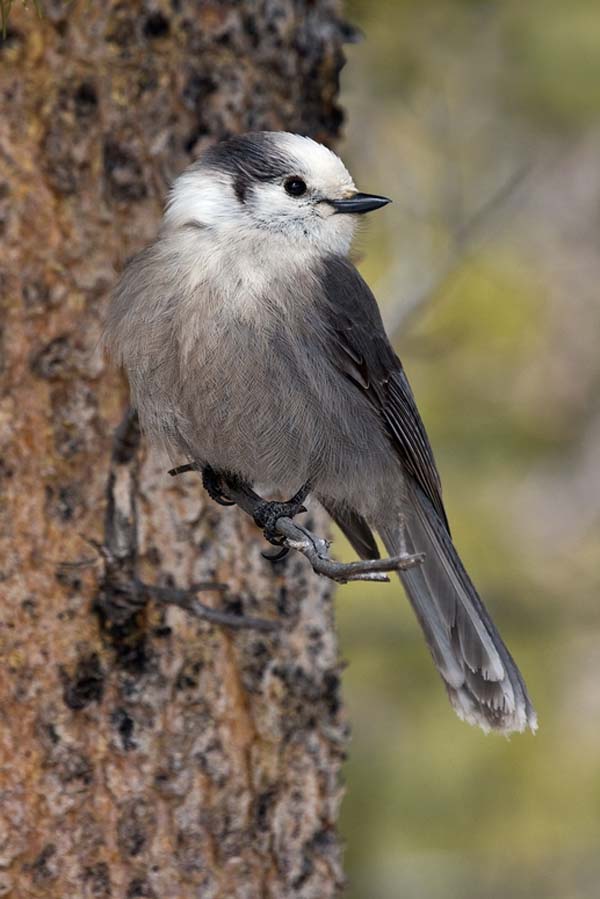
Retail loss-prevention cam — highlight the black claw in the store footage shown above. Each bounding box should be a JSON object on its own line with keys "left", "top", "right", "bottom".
{"left": 261, "top": 545, "right": 290, "bottom": 563}
{"left": 215, "top": 496, "right": 236, "bottom": 507}
{"left": 202, "top": 466, "right": 236, "bottom": 507}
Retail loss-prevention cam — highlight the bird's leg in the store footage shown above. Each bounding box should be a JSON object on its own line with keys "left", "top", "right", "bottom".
{"left": 170, "top": 462, "right": 310, "bottom": 555}
{"left": 168, "top": 462, "right": 241, "bottom": 508}
{"left": 252, "top": 483, "right": 311, "bottom": 546}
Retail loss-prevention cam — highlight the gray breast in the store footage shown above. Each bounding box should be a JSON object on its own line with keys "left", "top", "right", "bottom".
{"left": 110, "top": 239, "right": 400, "bottom": 514}
{"left": 181, "top": 297, "right": 397, "bottom": 510}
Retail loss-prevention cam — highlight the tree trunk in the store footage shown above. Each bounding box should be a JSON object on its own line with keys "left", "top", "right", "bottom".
{"left": 0, "top": 3, "right": 350, "bottom": 896}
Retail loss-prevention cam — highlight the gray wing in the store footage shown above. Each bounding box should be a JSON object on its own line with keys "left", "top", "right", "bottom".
{"left": 318, "top": 254, "right": 449, "bottom": 531}
{"left": 317, "top": 255, "right": 536, "bottom": 734}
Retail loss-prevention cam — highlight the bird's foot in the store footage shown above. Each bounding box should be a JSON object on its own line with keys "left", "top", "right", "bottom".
{"left": 194, "top": 464, "right": 310, "bottom": 551}
{"left": 202, "top": 465, "right": 236, "bottom": 507}
{"left": 252, "top": 487, "right": 309, "bottom": 546}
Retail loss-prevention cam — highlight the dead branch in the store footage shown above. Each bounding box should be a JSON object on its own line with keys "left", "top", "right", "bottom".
{"left": 100, "top": 411, "right": 278, "bottom": 632}
{"left": 140, "top": 583, "right": 279, "bottom": 632}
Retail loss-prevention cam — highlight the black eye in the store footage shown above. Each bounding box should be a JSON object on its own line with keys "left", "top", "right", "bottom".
{"left": 284, "top": 177, "right": 307, "bottom": 197}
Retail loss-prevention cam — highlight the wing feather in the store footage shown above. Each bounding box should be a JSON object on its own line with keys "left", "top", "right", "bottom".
{"left": 318, "top": 255, "right": 449, "bottom": 530}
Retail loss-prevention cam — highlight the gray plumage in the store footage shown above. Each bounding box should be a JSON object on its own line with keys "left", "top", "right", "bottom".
{"left": 105, "top": 131, "right": 536, "bottom": 735}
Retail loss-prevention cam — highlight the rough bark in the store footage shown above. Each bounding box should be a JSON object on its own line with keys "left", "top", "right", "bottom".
{"left": 0, "top": 3, "right": 351, "bottom": 896}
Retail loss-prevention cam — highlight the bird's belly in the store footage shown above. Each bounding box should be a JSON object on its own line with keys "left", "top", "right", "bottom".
{"left": 187, "top": 350, "right": 314, "bottom": 493}
{"left": 188, "top": 367, "right": 394, "bottom": 516}
{"left": 182, "top": 317, "right": 398, "bottom": 511}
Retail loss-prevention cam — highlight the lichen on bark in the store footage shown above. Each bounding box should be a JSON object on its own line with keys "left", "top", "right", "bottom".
{"left": 0, "top": 2, "right": 351, "bottom": 896}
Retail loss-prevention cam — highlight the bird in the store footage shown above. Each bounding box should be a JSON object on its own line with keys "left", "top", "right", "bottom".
{"left": 105, "top": 131, "right": 536, "bottom": 735}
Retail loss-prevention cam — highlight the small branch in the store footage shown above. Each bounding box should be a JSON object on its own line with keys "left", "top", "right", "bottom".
{"left": 170, "top": 467, "right": 423, "bottom": 585}
{"left": 97, "top": 539, "right": 278, "bottom": 632}
{"left": 142, "top": 583, "right": 279, "bottom": 632}
{"left": 99, "top": 409, "right": 277, "bottom": 634}
{"left": 275, "top": 518, "right": 423, "bottom": 584}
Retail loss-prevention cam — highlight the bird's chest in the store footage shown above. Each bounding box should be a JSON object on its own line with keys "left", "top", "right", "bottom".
{"left": 183, "top": 302, "right": 319, "bottom": 486}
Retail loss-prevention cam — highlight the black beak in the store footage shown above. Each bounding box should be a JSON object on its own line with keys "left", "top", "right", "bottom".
{"left": 328, "top": 192, "right": 392, "bottom": 215}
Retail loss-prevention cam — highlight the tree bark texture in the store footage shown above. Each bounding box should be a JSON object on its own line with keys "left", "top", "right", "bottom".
{"left": 0, "top": 3, "right": 351, "bottom": 896}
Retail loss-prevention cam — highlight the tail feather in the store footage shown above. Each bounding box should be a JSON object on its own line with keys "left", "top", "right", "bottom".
{"left": 380, "top": 487, "right": 537, "bottom": 735}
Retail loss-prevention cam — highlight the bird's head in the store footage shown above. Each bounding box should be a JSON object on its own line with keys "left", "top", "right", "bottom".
{"left": 163, "top": 131, "right": 390, "bottom": 256}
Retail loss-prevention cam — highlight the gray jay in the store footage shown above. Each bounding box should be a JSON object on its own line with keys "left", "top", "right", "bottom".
{"left": 106, "top": 131, "right": 536, "bottom": 735}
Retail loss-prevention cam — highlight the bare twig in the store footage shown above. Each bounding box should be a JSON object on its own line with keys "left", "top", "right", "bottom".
{"left": 274, "top": 518, "right": 423, "bottom": 584}
{"left": 100, "top": 409, "right": 278, "bottom": 633}
{"left": 142, "top": 583, "right": 279, "bottom": 632}
{"left": 170, "top": 466, "right": 423, "bottom": 585}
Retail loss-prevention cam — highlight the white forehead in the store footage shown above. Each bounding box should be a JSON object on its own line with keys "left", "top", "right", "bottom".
{"left": 274, "top": 132, "right": 355, "bottom": 195}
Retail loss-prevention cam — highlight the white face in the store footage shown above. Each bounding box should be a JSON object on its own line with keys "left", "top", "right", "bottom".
{"left": 164, "top": 133, "right": 360, "bottom": 257}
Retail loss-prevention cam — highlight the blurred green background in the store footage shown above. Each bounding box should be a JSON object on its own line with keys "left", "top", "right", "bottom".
{"left": 337, "top": 1, "right": 600, "bottom": 897}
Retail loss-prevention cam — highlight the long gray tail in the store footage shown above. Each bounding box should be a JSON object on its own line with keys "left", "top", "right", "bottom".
{"left": 380, "top": 486, "right": 536, "bottom": 734}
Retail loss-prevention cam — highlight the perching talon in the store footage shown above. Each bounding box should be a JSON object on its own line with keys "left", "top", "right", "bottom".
{"left": 202, "top": 465, "right": 236, "bottom": 507}
{"left": 261, "top": 545, "right": 290, "bottom": 563}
